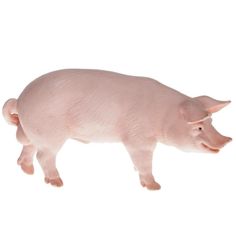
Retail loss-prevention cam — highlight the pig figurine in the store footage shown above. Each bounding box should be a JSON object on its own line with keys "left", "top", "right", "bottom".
{"left": 2, "top": 69, "right": 232, "bottom": 190}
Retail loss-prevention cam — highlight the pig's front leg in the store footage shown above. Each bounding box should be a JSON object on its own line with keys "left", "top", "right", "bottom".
{"left": 124, "top": 140, "right": 160, "bottom": 190}
{"left": 17, "top": 144, "right": 36, "bottom": 175}
{"left": 36, "top": 150, "right": 63, "bottom": 187}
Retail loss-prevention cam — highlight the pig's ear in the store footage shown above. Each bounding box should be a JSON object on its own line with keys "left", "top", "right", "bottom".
{"left": 180, "top": 99, "right": 210, "bottom": 124}
{"left": 194, "top": 96, "right": 231, "bottom": 113}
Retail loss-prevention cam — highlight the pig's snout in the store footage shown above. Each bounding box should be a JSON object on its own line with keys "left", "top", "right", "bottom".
{"left": 219, "top": 136, "right": 232, "bottom": 147}
{"left": 212, "top": 134, "right": 232, "bottom": 150}
{"left": 202, "top": 135, "right": 232, "bottom": 153}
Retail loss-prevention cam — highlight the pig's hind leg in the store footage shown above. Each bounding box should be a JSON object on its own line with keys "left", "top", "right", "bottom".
{"left": 16, "top": 124, "right": 36, "bottom": 175}
{"left": 124, "top": 139, "right": 161, "bottom": 190}
{"left": 36, "top": 138, "right": 65, "bottom": 187}
{"left": 17, "top": 145, "right": 36, "bottom": 175}
{"left": 36, "top": 149, "right": 63, "bottom": 187}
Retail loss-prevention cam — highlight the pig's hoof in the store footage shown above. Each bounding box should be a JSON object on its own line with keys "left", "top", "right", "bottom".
{"left": 20, "top": 163, "right": 34, "bottom": 175}
{"left": 141, "top": 181, "right": 161, "bottom": 190}
{"left": 45, "top": 177, "right": 63, "bottom": 187}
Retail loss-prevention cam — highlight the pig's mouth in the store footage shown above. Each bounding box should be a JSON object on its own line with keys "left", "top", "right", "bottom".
{"left": 201, "top": 143, "right": 220, "bottom": 153}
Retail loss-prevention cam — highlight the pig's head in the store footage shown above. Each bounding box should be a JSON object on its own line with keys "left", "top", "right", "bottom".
{"left": 164, "top": 96, "right": 232, "bottom": 153}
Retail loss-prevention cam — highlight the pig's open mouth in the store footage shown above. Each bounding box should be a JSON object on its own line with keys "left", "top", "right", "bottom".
{"left": 201, "top": 143, "right": 220, "bottom": 153}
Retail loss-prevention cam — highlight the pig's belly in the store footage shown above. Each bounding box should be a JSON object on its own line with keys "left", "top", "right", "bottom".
{"left": 70, "top": 118, "right": 123, "bottom": 143}
{"left": 67, "top": 96, "right": 127, "bottom": 143}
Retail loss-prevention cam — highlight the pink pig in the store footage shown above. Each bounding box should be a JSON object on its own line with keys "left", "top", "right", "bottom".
{"left": 3, "top": 69, "right": 232, "bottom": 189}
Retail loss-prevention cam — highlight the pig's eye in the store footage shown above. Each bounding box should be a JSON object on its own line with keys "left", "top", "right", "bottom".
{"left": 198, "top": 127, "right": 203, "bottom": 131}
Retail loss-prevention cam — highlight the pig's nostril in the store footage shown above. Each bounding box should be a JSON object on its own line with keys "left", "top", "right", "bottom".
{"left": 222, "top": 137, "right": 232, "bottom": 146}
{"left": 227, "top": 137, "right": 232, "bottom": 143}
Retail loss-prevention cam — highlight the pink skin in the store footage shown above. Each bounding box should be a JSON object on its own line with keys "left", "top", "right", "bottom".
{"left": 2, "top": 69, "right": 232, "bottom": 189}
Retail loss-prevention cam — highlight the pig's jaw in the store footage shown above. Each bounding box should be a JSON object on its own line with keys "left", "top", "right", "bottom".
{"left": 201, "top": 143, "right": 220, "bottom": 153}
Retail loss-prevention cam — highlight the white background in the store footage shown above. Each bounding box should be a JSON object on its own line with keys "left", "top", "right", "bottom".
{"left": 0, "top": 0, "right": 235, "bottom": 235}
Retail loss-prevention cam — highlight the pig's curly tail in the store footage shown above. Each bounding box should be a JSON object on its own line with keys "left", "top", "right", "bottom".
{"left": 2, "top": 98, "right": 19, "bottom": 126}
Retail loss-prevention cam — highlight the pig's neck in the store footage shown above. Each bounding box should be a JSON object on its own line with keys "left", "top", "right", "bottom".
{"left": 153, "top": 83, "right": 190, "bottom": 144}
